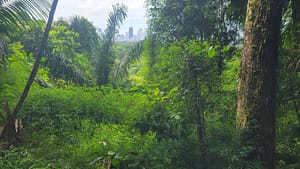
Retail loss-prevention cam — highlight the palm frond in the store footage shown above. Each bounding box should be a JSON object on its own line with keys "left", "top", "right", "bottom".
{"left": 46, "top": 54, "right": 88, "bottom": 84}
{"left": 0, "top": 0, "right": 51, "bottom": 34}
{"left": 112, "top": 41, "right": 143, "bottom": 83}
{"left": 104, "top": 3, "right": 127, "bottom": 41}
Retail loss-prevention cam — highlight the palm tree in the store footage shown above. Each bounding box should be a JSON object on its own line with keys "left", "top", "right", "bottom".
{"left": 1, "top": 0, "right": 57, "bottom": 145}
{"left": 0, "top": 0, "right": 50, "bottom": 66}
{"left": 96, "top": 4, "right": 127, "bottom": 85}
{"left": 0, "top": 0, "right": 50, "bottom": 34}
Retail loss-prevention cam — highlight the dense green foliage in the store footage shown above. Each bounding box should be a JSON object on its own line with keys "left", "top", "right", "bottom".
{"left": 0, "top": 0, "right": 299, "bottom": 169}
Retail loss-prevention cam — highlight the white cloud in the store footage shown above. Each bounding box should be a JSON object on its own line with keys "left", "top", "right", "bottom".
{"left": 54, "top": 0, "right": 147, "bottom": 34}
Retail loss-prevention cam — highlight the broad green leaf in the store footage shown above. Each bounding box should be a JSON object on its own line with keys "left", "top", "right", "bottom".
{"left": 208, "top": 47, "right": 217, "bottom": 58}
{"left": 223, "top": 45, "right": 231, "bottom": 51}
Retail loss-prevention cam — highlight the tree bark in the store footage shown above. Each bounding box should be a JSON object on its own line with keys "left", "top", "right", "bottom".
{"left": 236, "top": 0, "right": 283, "bottom": 168}
{"left": 4, "top": 0, "right": 58, "bottom": 145}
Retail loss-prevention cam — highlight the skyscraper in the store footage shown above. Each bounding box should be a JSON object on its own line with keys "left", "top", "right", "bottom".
{"left": 129, "top": 27, "right": 133, "bottom": 40}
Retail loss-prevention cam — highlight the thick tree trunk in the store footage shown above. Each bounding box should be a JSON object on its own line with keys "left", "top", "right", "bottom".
{"left": 4, "top": 0, "right": 58, "bottom": 145}
{"left": 6, "top": 114, "right": 19, "bottom": 145}
{"left": 236, "top": 0, "right": 283, "bottom": 168}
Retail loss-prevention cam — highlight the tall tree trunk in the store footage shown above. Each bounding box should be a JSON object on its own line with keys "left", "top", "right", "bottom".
{"left": 4, "top": 0, "right": 58, "bottom": 145}
{"left": 186, "top": 58, "right": 206, "bottom": 169}
{"left": 236, "top": 0, "right": 283, "bottom": 168}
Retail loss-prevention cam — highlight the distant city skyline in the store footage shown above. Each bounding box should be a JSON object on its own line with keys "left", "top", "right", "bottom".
{"left": 54, "top": 0, "right": 147, "bottom": 34}
{"left": 115, "top": 26, "right": 146, "bottom": 42}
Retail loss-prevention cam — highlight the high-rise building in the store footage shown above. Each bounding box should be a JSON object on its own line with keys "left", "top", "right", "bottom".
{"left": 137, "top": 28, "right": 144, "bottom": 41}
{"left": 129, "top": 27, "right": 133, "bottom": 40}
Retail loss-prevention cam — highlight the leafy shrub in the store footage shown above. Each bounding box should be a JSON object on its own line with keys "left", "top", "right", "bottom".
{"left": 0, "top": 147, "right": 51, "bottom": 169}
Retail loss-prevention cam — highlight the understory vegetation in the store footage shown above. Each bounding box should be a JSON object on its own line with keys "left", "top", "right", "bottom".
{"left": 0, "top": 0, "right": 299, "bottom": 169}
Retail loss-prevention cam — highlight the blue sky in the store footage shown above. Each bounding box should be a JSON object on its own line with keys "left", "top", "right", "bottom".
{"left": 54, "top": 0, "right": 147, "bottom": 34}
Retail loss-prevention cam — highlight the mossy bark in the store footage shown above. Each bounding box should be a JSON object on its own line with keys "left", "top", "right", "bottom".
{"left": 237, "top": 0, "right": 283, "bottom": 168}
